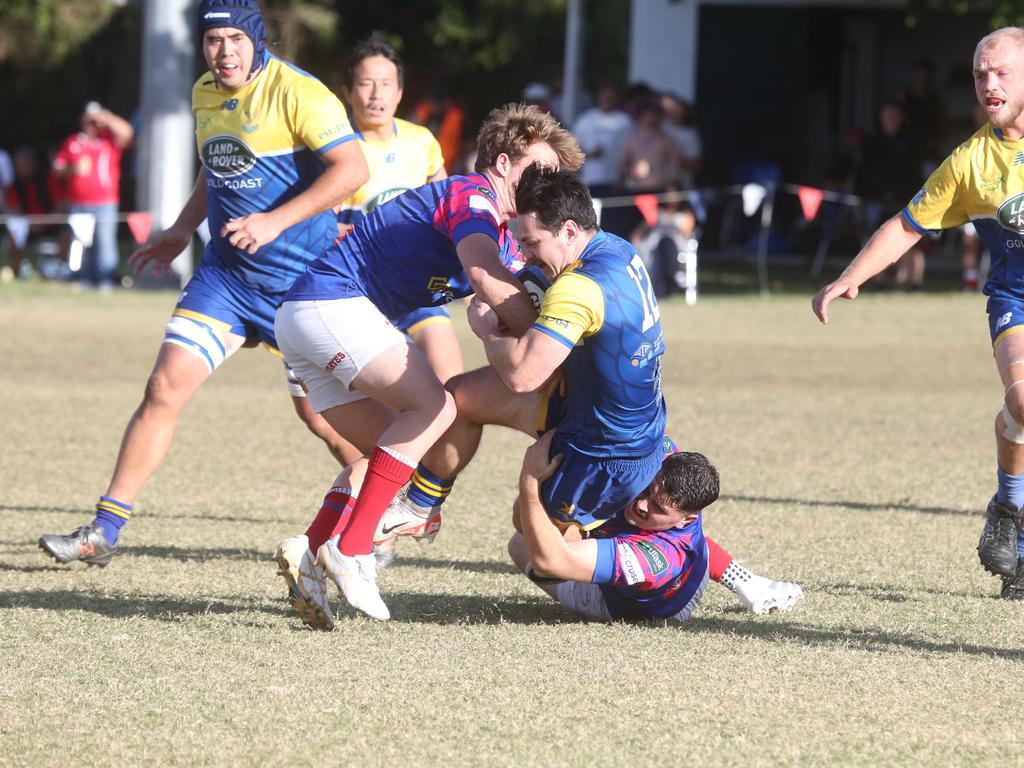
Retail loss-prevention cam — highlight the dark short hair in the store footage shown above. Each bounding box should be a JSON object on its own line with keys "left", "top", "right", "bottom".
{"left": 657, "top": 451, "right": 719, "bottom": 512}
{"left": 515, "top": 164, "right": 597, "bottom": 233}
{"left": 343, "top": 31, "right": 404, "bottom": 90}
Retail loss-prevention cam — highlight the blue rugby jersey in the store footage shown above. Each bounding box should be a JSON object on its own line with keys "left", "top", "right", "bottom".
{"left": 532, "top": 231, "right": 667, "bottom": 458}
{"left": 286, "top": 173, "right": 518, "bottom": 318}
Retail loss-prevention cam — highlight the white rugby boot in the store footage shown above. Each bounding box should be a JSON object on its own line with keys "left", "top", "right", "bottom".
{"left": 274, "top": 535, "right": 334, "bottom": 630}
{"left": 721, "top": 561, "right": 805, "bottom": 615}
{"left": 317, "top": 537, "right": 391, "bottom": 621}
{"left": 373, "top": 492, "right": 442, "bottom": 544}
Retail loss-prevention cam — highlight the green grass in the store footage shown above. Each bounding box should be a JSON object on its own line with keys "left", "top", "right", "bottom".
{"left": 1, "top": 282, "right": 1021, "bottom": 767}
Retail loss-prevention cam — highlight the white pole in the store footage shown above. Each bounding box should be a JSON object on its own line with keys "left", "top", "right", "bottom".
{"left": 138, "top": 0, "right": 195, "bottom": 284}
{"left": 562, "top": 0, "right": 583, "bottom": 125}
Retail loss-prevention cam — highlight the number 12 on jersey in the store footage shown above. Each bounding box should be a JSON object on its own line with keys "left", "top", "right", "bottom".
{"left": 627, "top": 254, "right": 660, "bottom": 333}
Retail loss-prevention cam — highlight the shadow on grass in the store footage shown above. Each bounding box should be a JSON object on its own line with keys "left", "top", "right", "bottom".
{"left": 392, "top": 555, "right": 517, "bottom": 575}
{"left": 724, "top": 494, "right": 976, "bottom": 518}
{"left": 0, "top": 504, "right": 296, "bottom": 526}
{"left": 816, "top": 581, "right": 999, "bottom": 601}
{"left": 0, "top": 588, "right": 291, "bottom": 621}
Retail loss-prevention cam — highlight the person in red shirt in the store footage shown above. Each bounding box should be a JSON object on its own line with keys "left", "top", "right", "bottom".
{"left": 52, "top": 102, "right": 133, "bottom": 290}
{"left": 4, "top": 146, "right": 59, "bottom": 277}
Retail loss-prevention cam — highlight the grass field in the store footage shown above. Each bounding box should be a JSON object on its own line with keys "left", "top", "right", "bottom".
{"left": 1, "top": 282, "right": 1022, "bottom": 767}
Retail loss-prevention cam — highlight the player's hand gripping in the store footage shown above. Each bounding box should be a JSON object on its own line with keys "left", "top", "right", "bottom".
{"left": 520, "top": 429, "right": 563, "bottom": 492}
{"left": 221, "top": 211, "right": 284, "bottom": 255}
{"left": 811, "top": 279, "right": 859, "bottom": 325}
{"left": 128, "top": 226, "right": 192, "bottom": 277}
{"left": 466, "top": 295, "right": 502, "bottom": 339}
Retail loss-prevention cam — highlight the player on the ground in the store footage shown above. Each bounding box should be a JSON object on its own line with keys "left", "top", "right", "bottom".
{"left": 373, "top": 165, "right": 803, "bottom": 615}
{"left": 510, "top": 430, "right": 713, "bottom": 623}
{"left": 272, "top": 104, "right": 584, "bottom": 622}
{"left": 812, "top": 27, "right": 1024, "bottom": 602}
{"left": 38, "top": 0, "right": 369, "bottom": 567}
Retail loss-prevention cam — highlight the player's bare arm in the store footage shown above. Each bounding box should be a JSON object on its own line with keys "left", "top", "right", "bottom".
{"left": 128, "top": 170, "right": 208, "bottom": 277}
{"left": 466, "top": 296, "right": 570, "bottom": 393}
{"left": 456, "top": 232, "right": 537, "bottom": 336}
{"left": 518, "top": 430, "right": 599, "bottom": 581}
{"left": 811, "top": 214, "right": 922, "bottom": 324}
{"left": 222, "top": 140, "right": 369, "bottom": 255}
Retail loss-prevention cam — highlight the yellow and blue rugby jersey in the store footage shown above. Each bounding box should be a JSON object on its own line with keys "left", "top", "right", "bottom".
{"left": 903, "top": 122, "right": 1024, "bottom": 296}
{"left": 532, "top": 230, "right": 667, "bottom": 458}
{"left": 193, "top": 51, "right": 356, "bottom": 295}
{"left": 338, "top": 118, "right": 444, "bottom": 226}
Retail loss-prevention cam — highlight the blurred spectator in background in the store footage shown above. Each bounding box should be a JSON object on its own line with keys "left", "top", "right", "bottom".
{"left": 903, "top": 59, "right": 948, "bottom": 178}
{"left": 0, "top": 147, "right": 13, "bottom": 195}
{"left": 618, "top": 98, "right": 681, "bottom": 245}
{"left": 620, "top": 99, "right": 680, "bottom": 193}
{"left": 960, "top": 103, "right": 991, "bottom": 292}
{"left": 661, "top": 93, "right": 701, "bottom": 190}
{"left": 52, "top": 101, "right": 134, "bottom": 291}
{"left": 4, "top": 146, "right": 58, "bottom": 277}
{"left": 411, "top": 84, "right": 464, "bottom": 171}
{"left": 857, "top": 100, "right": 926, "bottom": 290}
{"left": 573, "top": 83, "right": 631, "bottom": 198}
{"left": 521, "top": 81, "right": 553, "bottom": 114}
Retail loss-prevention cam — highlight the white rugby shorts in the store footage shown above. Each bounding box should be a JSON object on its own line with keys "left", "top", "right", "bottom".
{"left": 275, "top": 297, "right": 410, "bottom": 413}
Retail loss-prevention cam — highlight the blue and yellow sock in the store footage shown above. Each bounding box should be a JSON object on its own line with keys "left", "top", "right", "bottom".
{"left": 996, "top": 467, "right": 1024, "bottom": 556}
{"left": 93, "top": 495, "right": 132, "bottom": 546}
{"left": 407, "top": 465, "right": 454, "bottom": 509}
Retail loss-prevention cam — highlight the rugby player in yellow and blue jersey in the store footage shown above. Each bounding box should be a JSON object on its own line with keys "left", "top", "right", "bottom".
{"left": 377, "top": 165, "right": 804, "bottom": 617}
{"left": 39, "top": 0, "right": 369, "bottom": 568}
{"left": 813, "top": 27, "right": 1024, "bottom": 602}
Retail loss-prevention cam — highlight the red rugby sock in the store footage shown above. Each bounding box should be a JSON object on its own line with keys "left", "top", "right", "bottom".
{"left": 338, "top": 447, "right": 415, "bottom": 556}
{"left": 305, "top": 487, "right": 354, "bottom": 555}
{"left": 706, "top": 536, "right": 734, "bottom": 583}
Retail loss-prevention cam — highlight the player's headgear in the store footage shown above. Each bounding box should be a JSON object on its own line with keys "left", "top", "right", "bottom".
{"left": 196, "top": 0, "right": 267, "bottom": 67}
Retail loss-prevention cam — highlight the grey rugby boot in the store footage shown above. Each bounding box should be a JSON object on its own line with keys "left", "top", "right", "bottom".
{"left": 978, "top": 496, "right": 1023, "bottom": 577}
{"left": 1001, "top": 563, "right": 1024, "bottom": 602}
{"left": 39, "top": 523, "right": 118, "bottom": 567}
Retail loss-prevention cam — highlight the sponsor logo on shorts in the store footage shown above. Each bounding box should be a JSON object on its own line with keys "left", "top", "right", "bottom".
{"left": 617, "top": 542, "right": 645, "bottom": 585}
{"left": 997, "top": 191, "right": 1024, "bottom": 234}
{"left": 996, "top": 311, "right": 1014, "bottom": 331}
{"left": 324, "top": 351, "right": 347, "bottom": 373}
{"left": 367, "top": 187, "right": 410, "bottom": 212}
{"left": 201, "top": 135, "right": 257, "bottom": 178}
{"left": 633, "top": 539, "right": 669, "bottom": 577}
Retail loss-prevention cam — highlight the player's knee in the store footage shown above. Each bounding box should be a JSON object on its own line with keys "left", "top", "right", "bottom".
{"left": 1000, "top": 402, "right": 1024, "bottom": 445}
{"left": 141, "top": 369, "right": 188, "bottom": 412}
{"left": 430, "top": 389, "right": 457, "bottom": 433}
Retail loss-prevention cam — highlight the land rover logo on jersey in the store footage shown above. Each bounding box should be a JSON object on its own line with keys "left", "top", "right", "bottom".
{"left": 366, "top": 186, "right": 410, "bottom": 212}
{"left": 998, "top": 191, "right": 1024, "bottom": 233}
{"left": 201, "top": 136, "right": 256, "bottom": 178}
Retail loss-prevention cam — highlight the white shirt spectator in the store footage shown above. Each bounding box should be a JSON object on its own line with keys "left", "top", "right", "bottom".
{"left": 573, "top": 106, "right": 632, "bottom": 188}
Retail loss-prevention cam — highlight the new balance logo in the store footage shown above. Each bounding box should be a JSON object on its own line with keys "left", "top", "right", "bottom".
{"left": 1014, "top": 152, "right": 1024, "bottom": 166}
{"left": 997, "top": 311, "right": 1013, "bottom": 331}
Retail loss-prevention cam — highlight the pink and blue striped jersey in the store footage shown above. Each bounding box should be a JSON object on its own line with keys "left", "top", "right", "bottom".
{"left": 286, "top": 173, "right": 517, "bottom": 318}
{"left": 591, "top": 511, "right": 707, "bottom": 620}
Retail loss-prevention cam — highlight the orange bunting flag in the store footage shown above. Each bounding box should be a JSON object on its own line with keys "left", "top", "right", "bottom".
{"left": 127, "top": 212, "right": 153, "bottom": 245}
{"left": 634, "top": 194, "right": 659, "bottom": 228}
{"left": 798, "top": 186, "right": 824, "bottom": 222}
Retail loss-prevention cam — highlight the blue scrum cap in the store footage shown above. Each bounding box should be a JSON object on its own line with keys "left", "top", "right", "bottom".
{"left": 197, "top": 0, "right": 267, "bottom": 66}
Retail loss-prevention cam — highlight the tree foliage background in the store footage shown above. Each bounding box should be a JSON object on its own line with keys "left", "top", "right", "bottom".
{"left": 0, "top": 0, "right": 629, "bottom": 152}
